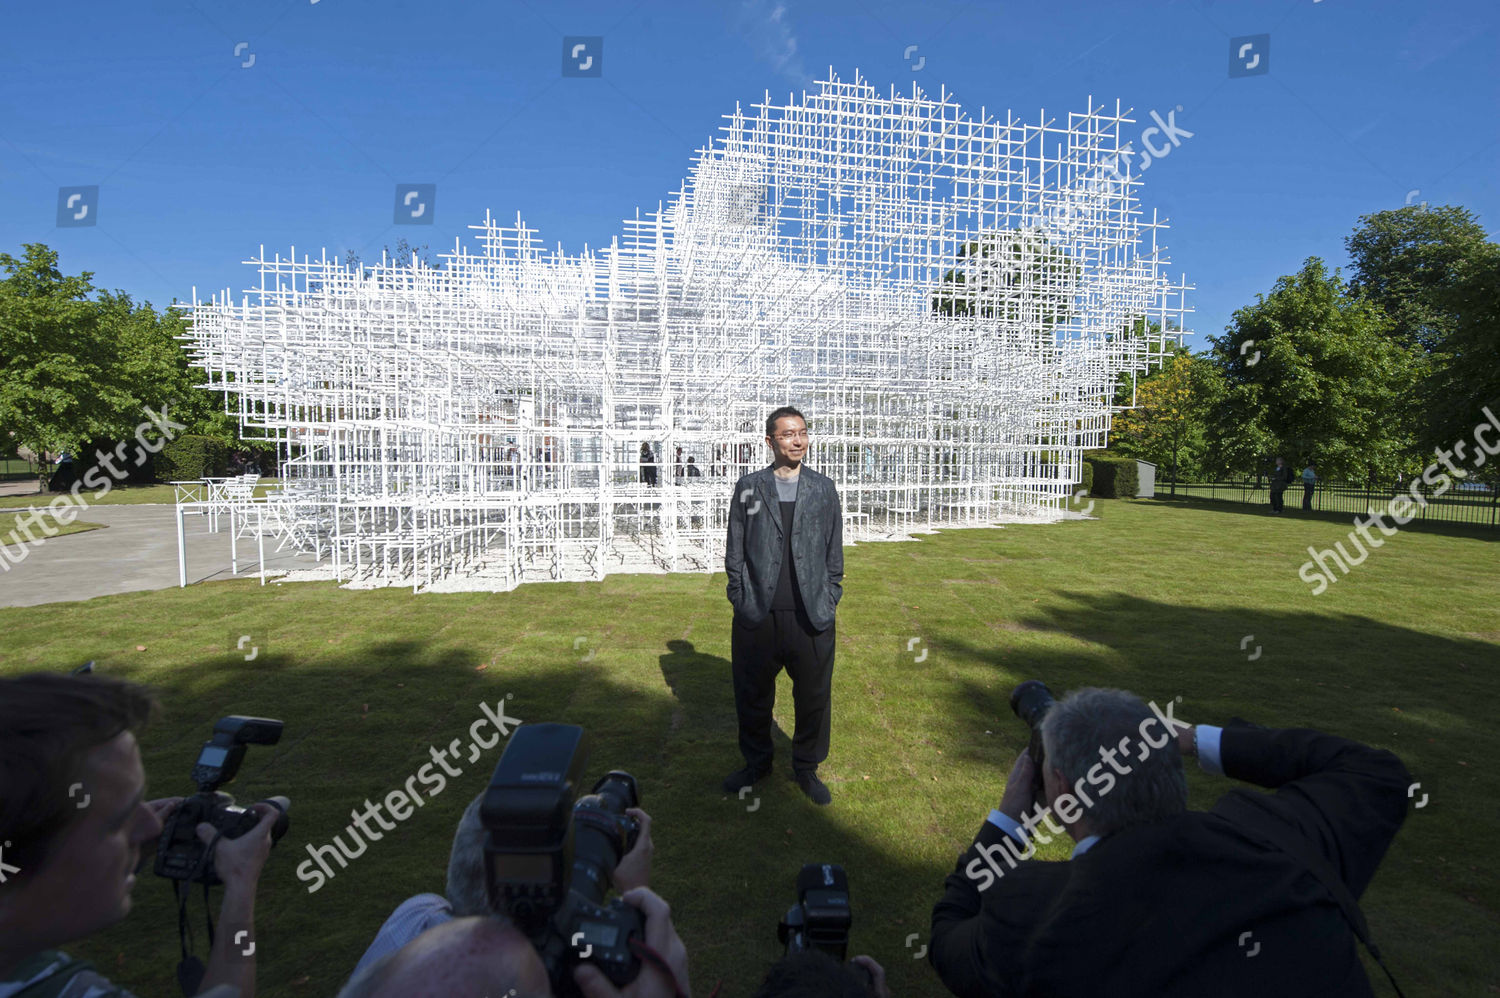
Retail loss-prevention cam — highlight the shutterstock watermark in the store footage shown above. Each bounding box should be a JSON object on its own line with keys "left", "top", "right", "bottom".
{"left": 0, "top": 405, "right": 186, "bottom": 572}
{"left": 1046, "top": 107, "right": 1193, "bottom": 235}
{"left": 295, "top": 695, "right": 523, "bottom": 893}
{"left": 963, "top": 698, "right": 1189, "bottom": 892}
{"left": 1298, "top": 407, "right": 1500, "bottom": 595}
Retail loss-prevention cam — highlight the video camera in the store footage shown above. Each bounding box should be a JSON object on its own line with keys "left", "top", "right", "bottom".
{"left": 1009, "top": 679, "right": 1057, "bottom": 798}
{"left": 155, "top": 715, "right": 289, "bottom": 884}
{"left": 481, "top": 723, "right": 643, "bottom": 998}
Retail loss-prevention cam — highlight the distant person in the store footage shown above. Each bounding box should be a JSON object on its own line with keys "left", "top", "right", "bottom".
{"left": 1301, "top": 461, "right": 1317, "bottom": 511}
{"left": 640, "top": 442, "right": 658, "bottom": 487}
{"left": 47, "top": 451, "right": 76, "bottom": 492}
{"left": 675, "top": 446, "right": 685, "bottom": 480}
{"left": 685, "top": 457, "right": 704, "bottom": 527}
{"left": 1268, "top": 456, "right": 1290, "bottom": 514}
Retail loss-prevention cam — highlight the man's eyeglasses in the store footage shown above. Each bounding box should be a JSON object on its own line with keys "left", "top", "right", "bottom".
{"left": 773, "top": 430, "right": 810, "bottom": 442}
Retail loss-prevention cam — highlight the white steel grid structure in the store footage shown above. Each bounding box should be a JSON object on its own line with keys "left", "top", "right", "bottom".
{"left": 182, "top": 73, "right": 1189, "bottom": 592}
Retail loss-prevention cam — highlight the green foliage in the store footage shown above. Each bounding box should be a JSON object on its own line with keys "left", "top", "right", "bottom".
{"left": 1111, "top": 348, "right": 1223, "bottom": 486}
{"left": 1079, "top": 458, "right": 1094, "bottom": 493}
{"left": 1084, "top": 453, "right": 1139, "bottom": 498}
{"left": 1205, "top": 257, "right": 1425, "bottom": 480}
{"left": 155, "top": 434, "right": 228, "bottom": 481}
{"left": 1346, "top": 205, "right": 1492, "bottom": 353}
{"left": 0, "top": 243, "right": 244, "bottom": 470}
{"left": 931, "top": 229, "right": 1079, "bottom": 329}
{"left": 0, "top": 245, "right": 134, "bottom": 456}
{"left": 1420, "top": 240, "right": 1500, "bottom": 472}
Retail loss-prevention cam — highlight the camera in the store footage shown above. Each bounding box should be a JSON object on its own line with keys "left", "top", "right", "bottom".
{"left": 778, "top": 863, "right": 852, "bottom": 961}
{"left": 481, "top": 723, "right": 643, "bottom": 998}
{"left": 1009, "top": 679, "right": 1056, "bottom": 798}
{"left": 155, "top": 716, "right": 290, "bottom": 884}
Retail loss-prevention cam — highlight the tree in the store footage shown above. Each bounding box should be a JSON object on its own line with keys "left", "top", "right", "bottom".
{"left": 343, "top": 237, "right": 445, "bottom": 273}
{"left": 1423, "top": 241, "right": 1500, "bottom": 476}
{"left": 100, "top": 290, "right": 238, "bottom": 444}
{"left": 1111, "top": 348, "right": 1223, "bottom": 491}
{"left": 0, "top": 244, "right": 134, "bottom": 460}
{"left": 931, "top": 228, "right": 1079, "bottom": 330}
{"left": 1206, "top": 257, "right": 1425, "bottom": 481}
{"left": 1346, "top": 205, "right": 1491, "bottom": 353}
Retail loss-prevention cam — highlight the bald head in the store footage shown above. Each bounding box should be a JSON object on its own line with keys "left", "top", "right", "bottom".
{"left": 339, "top": 916, "right": 552, "bottom": 998}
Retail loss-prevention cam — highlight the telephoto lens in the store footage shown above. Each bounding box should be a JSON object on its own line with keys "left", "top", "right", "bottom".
{"left": 1009, "top": 680, "right": 1056, "bottom": 797}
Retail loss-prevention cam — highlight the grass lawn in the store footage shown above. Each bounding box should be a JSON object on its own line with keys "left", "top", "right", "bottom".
{"left": 0, "top": 480, "right": 282, "bottom": 509}
{"left": 0, "top": 511, "right": 106, "bottom": 541}
{"left": 0, "top": 499, "right": 1494, "bottom": 996}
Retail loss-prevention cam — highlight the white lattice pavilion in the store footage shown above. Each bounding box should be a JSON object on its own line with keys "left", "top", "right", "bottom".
{"left": 181, "top": 72, "right": 1190, "bottom": 592}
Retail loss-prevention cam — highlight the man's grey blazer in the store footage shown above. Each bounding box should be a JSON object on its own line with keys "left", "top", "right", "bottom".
{"left": 724, "top": 464, "right": 844, "bottom": 631}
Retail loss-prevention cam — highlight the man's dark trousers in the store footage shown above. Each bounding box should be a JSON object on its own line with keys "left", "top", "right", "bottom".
{"left": 731, "top": 605, "right": 835, "bottom": 773}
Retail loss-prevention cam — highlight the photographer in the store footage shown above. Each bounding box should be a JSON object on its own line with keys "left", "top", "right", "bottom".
{"left": 349, "top": 794, "right": 653, "bottom": 979}
{"left": 929, "top": 687, "right": 1410, "bottom": 997}
{"left": 0, "top": 673, "right": 278, "bottom": 998}
{"left": 338, "top": 888, "right": 689, "bottom": 998}
{"left": 752, "top": 951, "right": 889, "bottom": 998}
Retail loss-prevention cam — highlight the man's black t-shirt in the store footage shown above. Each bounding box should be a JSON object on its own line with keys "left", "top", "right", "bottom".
{"left": 769, "top": 498, "right": 805, "bottom": 611}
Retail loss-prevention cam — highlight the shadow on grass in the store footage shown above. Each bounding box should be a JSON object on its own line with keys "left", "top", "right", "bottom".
{"left": 933, "top": 589, "right": 1496, "bottom": 764}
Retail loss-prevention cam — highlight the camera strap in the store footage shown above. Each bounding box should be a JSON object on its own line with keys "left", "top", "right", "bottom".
{"left": 1219, "top": 794, "right": 1405, "bottom": 997}
{"left": 174, "top": 831, "right": 224, "bottom": 996}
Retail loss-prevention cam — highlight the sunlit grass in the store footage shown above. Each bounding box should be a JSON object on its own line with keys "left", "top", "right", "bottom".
{"left": 0, "top": 499, "right": 1493, "bottom": 997}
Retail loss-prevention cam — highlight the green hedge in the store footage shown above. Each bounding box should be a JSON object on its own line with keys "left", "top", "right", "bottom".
{"left": 1084, "top": 454, "right": 1140, "bottom": 499}
{"left": 1078, "top": 459, "right": 1094, "bottom": 494}
{"left": 155, "top": 435, "right": 228, "bottom": 482}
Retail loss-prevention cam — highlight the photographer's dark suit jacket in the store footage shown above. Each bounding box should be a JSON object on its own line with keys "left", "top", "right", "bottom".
{"left": 724, "top": 465, "right": 843, "bottom": 630}
{"left": 930, "top": 724, "right": 1409, "bottom": 997}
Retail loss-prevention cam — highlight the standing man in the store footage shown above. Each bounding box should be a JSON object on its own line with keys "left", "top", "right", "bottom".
{"left": 1301, "top": 461, "right": 1317, "bottom": 511}
{"left": 723, "top": 407, "right": 844, "bottom": 805}
{"left": 1269, "top": 456, "right": 1290, "bottom": 514}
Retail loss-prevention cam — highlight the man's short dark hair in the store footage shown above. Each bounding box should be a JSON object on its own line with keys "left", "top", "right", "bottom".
{"left": 0, "top": 673, "right": 159, "bottom": 876}
{"left": 766, "top": 407, "right": 806, "bottom": 438}
{"left": 752, "top": 950, "right": 875, "bottom": 998}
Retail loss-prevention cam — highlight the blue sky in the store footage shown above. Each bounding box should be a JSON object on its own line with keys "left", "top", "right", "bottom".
{"left": 2, "top": 0, "right": 1496, "bottom": 347}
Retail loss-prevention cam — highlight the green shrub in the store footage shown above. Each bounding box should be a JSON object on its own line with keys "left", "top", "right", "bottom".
{"left": 1084, "top": 454, "right": 1140, "bottom": 498}
{"left": 1078, "top": 459, "right": 1094, "bottom": 494}
{"left": 155, "top": 434, "right": 228, "bottom": 482}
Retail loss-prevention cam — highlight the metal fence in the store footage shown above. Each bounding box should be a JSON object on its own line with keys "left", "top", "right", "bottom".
{"left": 1154, "top": 479, "right": 1500, "bottom": 530}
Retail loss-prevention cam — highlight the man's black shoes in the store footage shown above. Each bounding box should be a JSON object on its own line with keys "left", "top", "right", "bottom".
{"left": 794, "top": 770, "right": 832, "bottom": 805}
{"left": 722, "top": 764, "right": 771, "bottom": 794}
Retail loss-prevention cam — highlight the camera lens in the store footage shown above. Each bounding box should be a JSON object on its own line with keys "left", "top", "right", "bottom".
{"left": 1009, "top": 680, "right": 1055, "bottom": 729}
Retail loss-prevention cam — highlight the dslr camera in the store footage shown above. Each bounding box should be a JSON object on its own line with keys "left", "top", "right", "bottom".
{"left": 1009, "top": 679, "right": 1057, "bottom": 797}
{"left": 481, "top": 723, "right": 643, "bottom": 998}
{"left": 778, "top": 862, "right": 852, "bottom": 961}
{"left": 155, "top": 716, "right": 290, "bottom": 884}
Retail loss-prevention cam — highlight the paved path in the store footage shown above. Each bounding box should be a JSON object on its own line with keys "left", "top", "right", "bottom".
{"left": 0, "top": 503, "right": 325, "bottom": 608}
